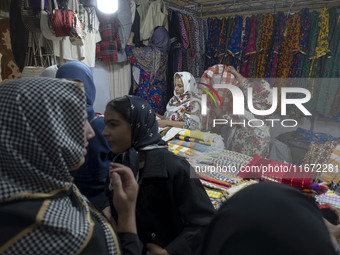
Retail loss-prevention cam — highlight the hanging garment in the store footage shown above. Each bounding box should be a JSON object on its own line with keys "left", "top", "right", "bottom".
{"left": 139, "top": 0, "right": 167, "bottom": 43}
{"left": 125, "top": 26, "right": 169, "bottom": 114}
{"left": 316, "top": 8, "right": 340, "bottom": 118}
{"left": 177, "top": 11, "right": 189, "bottom": 72}
{"left": 304, "top": 9, "right": 330, "bottom": 114}
{"left": 289, "top": 8, "right": 310, "bottom": 78}
{"left": 239, "top": 16, "right": 250, "bottom": 74}
{"left": 256, "top": 13, "right": 274, "bottom": 78}
{"left": 96, "top": 0, "right": 132, "bottom": 62}
{"left": 108, "top": 60, "right": 131, "bottom": 99}
{"left": 265, "top": 12, "right": 286, "bottom": 78}
{"left": 250, "top": 14, "right": 262, "bottom": 78}
{"left": 240, "top": 15, "right": 257, "bottom": 78}
{"left": 227, "top": 16, "right": 243, "bottom": 68}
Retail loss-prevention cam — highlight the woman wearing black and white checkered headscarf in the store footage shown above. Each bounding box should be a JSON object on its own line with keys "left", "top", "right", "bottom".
{"left": 0, "top": 77, "right": 139, "bottom": 255}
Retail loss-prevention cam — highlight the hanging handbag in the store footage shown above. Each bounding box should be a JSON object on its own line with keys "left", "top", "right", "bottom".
{"left": 49, "top": 0, "right": 73, "bottom": 37}
{"left": 69, "top": 0, "right": 84, "bottom": 45}
{"left": 41, "top": 0, "right": 63, "bottom": 40}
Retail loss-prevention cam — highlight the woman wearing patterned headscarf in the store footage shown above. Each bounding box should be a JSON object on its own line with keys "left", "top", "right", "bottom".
{"left": 126, "top": 26, "right": 170, "bottom": 115}
{"left": 0, "top": 77, "right": 140, "bottom": 255}
{"left": 102, "top": 95, "right": 215, "bottom": 255}
{"left": 157, "top": 71, "right": 201, "bottom": 130}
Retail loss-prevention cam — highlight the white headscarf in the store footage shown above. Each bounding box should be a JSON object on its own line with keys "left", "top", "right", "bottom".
{"left": 165, "top": 72, "right": 201, "bottom": 129}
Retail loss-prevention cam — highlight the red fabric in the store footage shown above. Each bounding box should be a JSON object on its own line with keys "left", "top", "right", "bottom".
{"left": 239, "top": 155, "right": 314, "bottom": 189}
{"left": 50, "top": 10, "right": 73, "bottom": 37}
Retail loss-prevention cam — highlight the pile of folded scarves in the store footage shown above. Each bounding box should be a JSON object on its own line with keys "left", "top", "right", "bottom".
{"left": 167, "top": 130, "right": 334, "bottom": 209}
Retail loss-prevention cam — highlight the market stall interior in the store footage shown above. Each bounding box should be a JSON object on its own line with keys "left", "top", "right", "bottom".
{"left": 1, "top": 0, "right": 340, "bottom": 253}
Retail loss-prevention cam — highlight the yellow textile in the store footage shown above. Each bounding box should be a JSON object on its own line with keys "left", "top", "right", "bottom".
{"left": 205, "top": 188, "right": 222, "bottom": 199}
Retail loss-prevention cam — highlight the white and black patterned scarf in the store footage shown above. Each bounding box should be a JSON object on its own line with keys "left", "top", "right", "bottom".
{"left": 0, "top": 77, "right": 119, "bottom": 255}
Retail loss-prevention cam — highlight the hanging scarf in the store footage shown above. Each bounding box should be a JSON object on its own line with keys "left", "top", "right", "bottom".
{"left": 113, "top": 96, "right": 168, "bottom": 177}
{"left": 131, "top": 26, "right": 169, "bottom": 82}
{"left": 0, "top": 77, "right": 119, "bottom": 254}
{"left": 165, "top": 72, "right": 201, "bottom": 126}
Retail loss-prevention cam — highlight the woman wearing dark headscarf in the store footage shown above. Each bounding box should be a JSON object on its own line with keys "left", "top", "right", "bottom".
{"left": 199, "top": 182, "right": 337, "bottom": 255}
{"left": 0, "top": 77, "right": 140, "bottom": 254}
{"left": 126, "top": 26, "right": 170, "bottom": 115}
{"left": 56, "top": 61, "right": 112, "bottom": 210}
{"left": 102, "top": 95, "right": 215, "bottom": 255}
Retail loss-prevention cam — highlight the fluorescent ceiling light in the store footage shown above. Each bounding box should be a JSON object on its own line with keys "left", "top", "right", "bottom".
{"left": 97, "top": 0, "right": 118, "bottom": 14}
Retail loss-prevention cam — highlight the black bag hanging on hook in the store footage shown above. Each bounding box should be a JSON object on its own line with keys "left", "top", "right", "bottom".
{"left": 80, "top": 0, "right": 96, "bottom": 7}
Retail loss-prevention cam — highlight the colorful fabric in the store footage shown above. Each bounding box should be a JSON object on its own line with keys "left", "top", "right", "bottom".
{"left": 265, "top": 12, "right": 286, "bottom": 78}
{"left": 125, "top": 43, "right": 168, "bottom": 114}
{"left": 168, "top": 142, "right": 199, "bottom": 158}
{"left": 290, "top": 8, "right": 310, "bottom": 78}
{"left": 224, "top": 79, "right": 272, "bottom": 158}
{"left": 240, "top": 15, "right": 256, "bottom": 78}
{"left": 250, "top": 14, "right": 262, "bottom": 78}
{"left": 302, "top": 140, "right": 338, "bottom": 177}
{"left": 174, "top": 134, "right": 210, "bottom": 146}
{"left": 319, "top": 145, "right": 340, "bottom": 184}
{"left": 200, "top": 180, "right": 229, "bottom": 192}
{"left": 169, "top": 139, "right": 211, "bottom": 152}
{"left": 240, "top": 155, "right": 315, "bottom": 189}
{"left": 256, "top": 13, "right": 274, "bottom": 78}
{"left": 227, "top": 15, "right": 243, "bottom": 67}
{"left": 316, "top": 191, "right": 340, "bottom": 209}
{"left": 316, "top": 8, "right": 340, "bottom": 118}
{"left": 200, "top": 150, "right": 253, "bottom": 170}
{"left": 0, "top": 19, "right": 21, "bottom": 80}
{"left": 239, "top": 16, "right": 250, "bottom": 74}
{"left": 205, "top": 188, "right": 223, "bottom": 199}
{"left": 277, "top": 13, "right": 301, "bottom": 78}
{"left": 178, "top": 130, "right": 224, "bottom": 148}
{"left": 165, "top": 71, "right": 201, "bottom": 130}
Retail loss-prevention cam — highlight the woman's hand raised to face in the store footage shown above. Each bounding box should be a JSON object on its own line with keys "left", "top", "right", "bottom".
{"left": 109, "top": 163, "right": 138, "bottom": 233}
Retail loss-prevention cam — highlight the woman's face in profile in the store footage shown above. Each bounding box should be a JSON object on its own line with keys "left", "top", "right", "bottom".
{"left": 70, "top": 111, "right": 95, "bottom": 171}
{"left": 103, "top": 107, "right": 132, "bottom": 154}
{"left": 174, "top": 77, "right": 184, "bottom": 95}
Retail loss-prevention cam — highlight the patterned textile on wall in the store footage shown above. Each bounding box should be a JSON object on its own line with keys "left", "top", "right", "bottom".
{"left": 319, "top": 144, "right": 340, "bottom": 184}
{"left": 0, "top": 18, "right": 20, "bottom": 81}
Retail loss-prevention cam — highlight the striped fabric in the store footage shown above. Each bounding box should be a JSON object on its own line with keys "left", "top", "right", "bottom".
{"left": 316, "top": 190, "right": 340, "bottom": 209}
{"left": 169, "top": 139, "right": 211, "bottom": 152}
{"left": 168, "top": 143, "right": 199, "bottom": 158}
{"left": 204, "top": 188, "right": 222, "bottom": 199}
{"left": 177, "top": 130, "right": 224, "bottom": 148}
